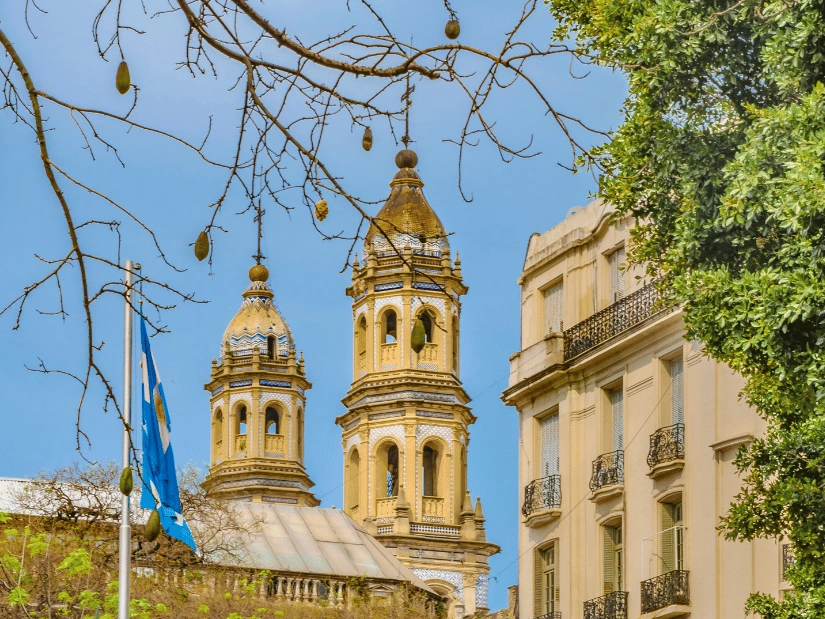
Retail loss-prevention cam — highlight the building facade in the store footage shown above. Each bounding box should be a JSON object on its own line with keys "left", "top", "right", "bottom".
{"left": 502, "top": 200, "right": 789, "bottom": 619}
{"left": 336, "top": 148, "right": 499, "bottom": 619}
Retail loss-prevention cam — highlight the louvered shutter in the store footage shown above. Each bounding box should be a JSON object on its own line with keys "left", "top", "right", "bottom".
{"left": 610, "top": 248, "right": 626, "bottom": 302}
{"left": 611, "top": 389, "right": 624, "bottom": 451}
{"left": 534, "top": 549, "right": 544, "bottom": 617}
{"left": 671, "top": 357, "right": 684, "bottom": 425}
{"left": 603, "top": 527, "right": 615, "bottom": 593}
{"left": 540, "top": 413, "right": 560, "bottom": 476}
{"left": 661, "top": 504, "right": 675, "bottom": 574}
{"left": 544, "top": 282, "right": 564, "bottom": 334}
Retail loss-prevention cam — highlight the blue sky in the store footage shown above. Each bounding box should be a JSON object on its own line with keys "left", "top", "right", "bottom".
{"left": 0, "top": 1, "right": 626, "bottom": 609}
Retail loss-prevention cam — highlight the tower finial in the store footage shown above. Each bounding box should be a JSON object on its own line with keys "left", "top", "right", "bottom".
{"left": 252, "top": 199, "right": 266, "bottom": 266}
{"left": 401, "top": 72, "right": 415, "bottom": 149}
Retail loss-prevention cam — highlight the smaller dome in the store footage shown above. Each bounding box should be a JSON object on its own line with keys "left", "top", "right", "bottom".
{"left": 221, "top": 268, "right": 294, "bottom": 359}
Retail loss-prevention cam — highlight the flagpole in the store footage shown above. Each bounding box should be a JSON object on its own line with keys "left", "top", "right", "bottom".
{"left": 119, "top": 260, "right": 138, "bottom": 619}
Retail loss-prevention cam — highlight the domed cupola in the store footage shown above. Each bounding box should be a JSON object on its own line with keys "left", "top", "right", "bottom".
{"left": 364, "top": 149, "right": 449, "bottom": 256}
{"left": 221, "top": 265, "right": 294, "bottom": 360}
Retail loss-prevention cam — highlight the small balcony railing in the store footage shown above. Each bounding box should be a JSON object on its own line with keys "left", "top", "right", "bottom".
{"left": 416, "top": 343, "right": 439, "bottom": 368}
{"left": 647, "top": 423, "right": 684, "bottom": 468}
{"left": 564, "top": 281, "right": 665, "bottom": 361}
{"left": 522, "top": 475, "right": 561, "bottom": 517}
{"left": 783, "top": 544, "right": 795, "bottom": 580}
{"left": 535, "top": 613, "right": 562, "bottom": 619}
{"left": 583, "top": 591, "right": 627, "bottom": 619}
{"left": 380, "top": 343, "right": 398, "bottom": 366}
{"left": 590, "top": 450, "right": 624, "bottom": 492}
{"left": 375, "top": 497, "right": 396, "bottom": 519}
{"left": 422, "top": 496, "right": 445, "bottom": 523}
{"left": 640, "top": 570, "right": 690, "bottom": 613}
{"left": 234, "top": 434, "right": 247, "bottom": 455}
{"left": 264, "top": 433, "right": 285, "bottom": 454}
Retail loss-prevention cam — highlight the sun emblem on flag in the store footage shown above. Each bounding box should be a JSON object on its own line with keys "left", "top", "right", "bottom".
{"left": 153, "top": 387, "right": 167, "bottom": 428}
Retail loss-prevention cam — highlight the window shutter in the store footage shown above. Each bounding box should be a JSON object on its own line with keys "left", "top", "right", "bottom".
{"left": 544, "top": 282, "right": 564, "bottom": 334}
{"left": 534, "top": 549, "right": 543, "bottom": 617}
{"left": 603, "top": 528, "right": 615, "bottom": 594}
{"left": 610, "top": 248, "right": 626, "bottom": 302}
{"left": 661, "top": 504, "right": 675, "bottom": 574}
{"left": 611, "top": 389, "right": 624, "bottom": 451}
{"left": 540, "top": 413, "right": 560, "bottom": 476}
{"left": 670, "top": 357, "right": 684, "bottom": 425}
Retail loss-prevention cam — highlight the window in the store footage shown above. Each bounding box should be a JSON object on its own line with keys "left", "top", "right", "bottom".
{"left": 420, "top": 310, "right": 434, "bottom": 343}
{"left": 357, "top": 316, "right": 367, "bottom": 355}
{"left": 543, "top": 281, "right": 564, "bottom": 334}
{"left": 237, "top": 405, "right": 247, "bottom": 435}
{"left": 610, "top": 247, "right": 626, "bottom": 303}
{"left": 540, "top": 411, "right": 560, "bottom": 477}
{"left": 265, "top": 406, "right": 280, "bottom": 435}
{"left": 422, "top": 444, "right": 438, "bottom": 497}
{"left": 669, "top": 357, "right": 684, "bottom": 425}
{"left": 611, "top": 388, "right": 624, "bottom": 451}
{"left": 534, "top": 543, "right": 559, "bottom": 616}
{"left": 213, "top": 410, "right": 223, "bottom": 458}
{"left": 661, "top": 501, "right": 684, "bottom": 573}
{"left": 604, "top": 524, "right": 624, "bottom": 593}
{"left": 386, "top": 444, "right": 399, "bottom": 497}
{"left": 383, "top": 310, "right": 397, "bottom": 343}
{"left": 347, "top": 449, "right": 360, "bottom": 516}
{"left": 452, "top": 316, "right": 459, "bottom": 373}
{"left": 267, "top": 335, "right": 276, "bottom": 359}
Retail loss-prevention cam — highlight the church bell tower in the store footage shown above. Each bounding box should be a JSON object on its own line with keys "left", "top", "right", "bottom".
{"left": 337, "top": 149, "right": 499, "bottom": 618}
{"left": 204, "top": 264, "right": 318, "bottom": 506}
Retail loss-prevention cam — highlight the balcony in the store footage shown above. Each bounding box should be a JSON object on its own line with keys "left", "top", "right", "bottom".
{"left": 421, "top": 497, "right": 445, "bottom": 523}
{"left": 357, "top": 350, "right": 367, "bottom": 375}
{"left": 535, "top": 613, "right": 562, "bottom": 619}
{"left": 647, "top": 423, "right": 685, "bottom": 478}
{"left": 264, "top": 433, "right": 285, "bottom": 455}
{"left": 564, "top": 281, "right": 665, "bottom": 361}
{"left": 583, "top": 591, "right": 627, "bottom": 619}
{"left": 234, "top": 434, "right": 247, "bottom": 456}
{"left": 376, "top": 497, "right": 396, "bottom": 519}
{"left": 590, "top": 450, "right": 624, "bottom": 502}
{"left": 380, "top": 343, "right": 398, "bottom": 369}
{"left": 416, "top": 343, "right": 439, "bottom": 369}
{"left": 522, "top": 475, "right": 561, "bottom": 527}
{"left": 640, "top": 570, "right": 690, "bottom": 615}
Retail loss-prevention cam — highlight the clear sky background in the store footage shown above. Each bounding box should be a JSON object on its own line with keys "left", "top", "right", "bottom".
{"left": 0, "top": 1, "right": 626, "bottom": 609}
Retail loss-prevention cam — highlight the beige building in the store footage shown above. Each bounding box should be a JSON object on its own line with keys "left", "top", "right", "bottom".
{"left": 502, "top": 200, "right": 791, "bottom": 619}
{"left": 336, "top": 148, "right": 499, "bottom": 618}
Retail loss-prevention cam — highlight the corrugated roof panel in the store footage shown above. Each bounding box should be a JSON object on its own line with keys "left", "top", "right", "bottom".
{"left": 323, "top": 509, "right": 362, "bottom": 545}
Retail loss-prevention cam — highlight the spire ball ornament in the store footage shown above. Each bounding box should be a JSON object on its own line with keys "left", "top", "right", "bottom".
{"left": 249, "top": 264, "right": 269, "bottom": 282}
{"left": 395, "top": 149, "right": 418, "bottom": 169}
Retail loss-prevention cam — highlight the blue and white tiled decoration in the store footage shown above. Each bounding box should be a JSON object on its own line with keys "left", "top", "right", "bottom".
{"left": 475, "top": 574, "right": 489, "bottom": 608}
{"left": 371, "top": 233, "right": 447, "bottom": 256}
{"left": 410, "top": 569, "right": 463, "bottom": 597}
{"left": 225, "top": 331, "right": 290, "bottom": 358}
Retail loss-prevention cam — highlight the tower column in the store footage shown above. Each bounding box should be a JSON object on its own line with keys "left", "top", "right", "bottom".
{"left": 404, "top": 420, "right": 416, "bottom": 520}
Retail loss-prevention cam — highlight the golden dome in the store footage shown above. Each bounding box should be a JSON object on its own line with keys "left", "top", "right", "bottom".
{"left": 364, "top": 150, "right": 449, "bottom": 255}
{"left": 221, "top": 268, "right": 293, "bottom": 358}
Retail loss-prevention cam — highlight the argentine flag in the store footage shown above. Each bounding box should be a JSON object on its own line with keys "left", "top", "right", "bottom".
{"left": 139, "top": 317, "right": 197, "bottom": 552}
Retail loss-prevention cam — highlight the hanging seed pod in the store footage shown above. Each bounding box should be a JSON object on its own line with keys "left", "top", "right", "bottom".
{"left": 315, "top": 199, "right": 329, "bottom": 221}
{"left": 411, "top": 319, "right": 426, "bottom": 354}
{"left": 119, "top": 467, "right": 133, "bottom": 496}
{"left": 362, "top": 126, "right": 373, "bottom": 151}
{"left": 444, "top": 19, "right": 460, "bottom": 40}
{"left": 145, "top": 509, "right": 161, "bottom": 542}
{"left": 116, "top": 61, "right": 131, "bottom": 95}
{"left": 194, "top": 231, "right": 209, "bottom": 261}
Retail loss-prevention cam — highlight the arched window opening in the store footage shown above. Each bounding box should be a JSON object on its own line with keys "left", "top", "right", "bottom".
{"left": 420, "top": 311, "right": 434, "bottom": 343}
{"left": 357, "top": 316, "right": 367, "bottom": 355}
{"left": 452, "top": 316, "right": 459, "bottom": 372}
{"left": 297, "top": 408, "right": 304, "bottom": 460}
{"left": 460, "top": 445, "right": 467, "bottom": 501}
{"left": 213, "top": 410, "right": 223, "bottom": 458}
{"left": 383, "top": 310, "right": 397, "bottom": 344}
{"left": 267, "top": 335, "right": 276, "bottom": 359}
{"left": 347, "top": 449, "right": 361, "bottom": 516}
{"left": 237, "top": 405, "right": 248, "bottom": 435}
{"left": 265, "top": 407, "right": 280, "bottom": 435}
{"left": 386, "top": 444, "right": 399, "bottom": 497}
{"left": 422, "top": 445, "right": 438, "bottom": 497}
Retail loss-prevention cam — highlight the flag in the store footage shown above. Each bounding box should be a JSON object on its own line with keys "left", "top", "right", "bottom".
{"left": 139, "top": 317, "right": 197, "bottom": 552}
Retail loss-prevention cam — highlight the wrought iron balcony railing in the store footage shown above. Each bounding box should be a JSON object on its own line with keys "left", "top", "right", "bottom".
{"left": 641, "top": 570, "right": 690, "bottom": 613}
{"left": 583, "top": 591, "right": 628, "bottom": 619}
{"left": 589, "top": 450, "right": 624, "bottom": 492}
{"left": 783, "top": 544, "right": 795, "bottom": 580}
{"left": 647, "top": 423, "right": 685, "bottom": 468}
{"left": 522, "top": 475, "right": 561, "bottom": 517}
{"left": 563, "top": 281, "right": 665, "bottom": 361}
{"left": 535, "top": 613, "right": 562, "bottom": 619}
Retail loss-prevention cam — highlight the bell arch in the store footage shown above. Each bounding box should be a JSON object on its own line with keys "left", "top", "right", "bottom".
{"left": 212, "top": 409, "right": 224, "bottom": 462}
{"left": 373, "top": 439, "right": 402, "bottom": 502}
{"left": 346, "top": 446, "right": 362, "bottom": 519}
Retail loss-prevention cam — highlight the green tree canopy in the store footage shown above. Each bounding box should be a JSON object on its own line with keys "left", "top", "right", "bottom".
{"left": 547, "top": 1, "right": 825, "bottom": 616}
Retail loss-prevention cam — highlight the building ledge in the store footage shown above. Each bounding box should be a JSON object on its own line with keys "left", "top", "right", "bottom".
{"left": 523, "top": 508, "right": 561, "bottom": 528}
{"left": 710, "top": 433, "right": 753, "bottom": 452}
{"left": 641, "top": 603, "right": 690, "bottom": 619}
{"left": 647, "top": 459, "right": 684, "bottom": 480}
{"left": 589, "top": 484, "right": 624, "bottom": 505}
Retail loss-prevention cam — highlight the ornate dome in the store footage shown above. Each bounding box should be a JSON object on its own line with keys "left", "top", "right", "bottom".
{"left": 221, "top": 266, "right": 294, "bottom": 359}
{"left": 364, "top": 150, "right": 449, "bottom": 256}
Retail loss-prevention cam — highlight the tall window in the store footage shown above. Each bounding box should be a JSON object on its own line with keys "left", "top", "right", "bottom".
{"left": 386, "top": 444, "right": 399, "bottom": 497}
{"left": 543, "top": 281, "right": 564, "bottom": 334}
{"left": 422, "top": 444, "right": 438, "bottom": 496}
{"left": 213, "top": 410, "right": 223, "bottom": 459}
{"left": 610, "top": 247, "right": 626, "bottom": 303}
{"left": 534, "top": 543, "right": 558, "bottom": 616}
{"left": 347, "top": 449, "right": 361, "bottom": 516}
{"left": 540, "top": 411, "right": 560, "bottom": 477}
{"left": 670, "top": 357, "right": 684, "bottom": 425}
{"left": 420, "top": 310, "right": 434, "bottom": 343}
{"left": 661, "top": 501, "right": 684, "bottom": 573}
{"left": 267, "top": 335, "right": 276, "bottom": 359}
{"left": 452, "top": 316, "right": 459, "bottom": 373}
{"left": 611, "top": 388, "right": 624, "bottom": 451}
{"left": 383, "top": 310, "right": 397, "bottom": 343}
{"left": 604, "top": 524, "right": 624, "bottom": 593}
{"left": 265, "top": 406, "right": 280, "bottom": 434}
{"left": 357, "top": 316, "right": 367, "bottom": 354}
{"left": 237, "top": 405, "right": 247, "bottom": 435}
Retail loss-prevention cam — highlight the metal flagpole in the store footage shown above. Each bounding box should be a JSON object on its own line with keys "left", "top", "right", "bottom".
{"left": 119, "top": 260, "right": 138, "bottom": 619}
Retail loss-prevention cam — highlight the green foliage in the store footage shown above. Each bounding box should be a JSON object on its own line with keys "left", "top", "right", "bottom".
{"left": 57, "top": 548, "right": 93, "bottom": 577}
{"left": 548, "top": 0, "right": 825, "bottom": 615}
